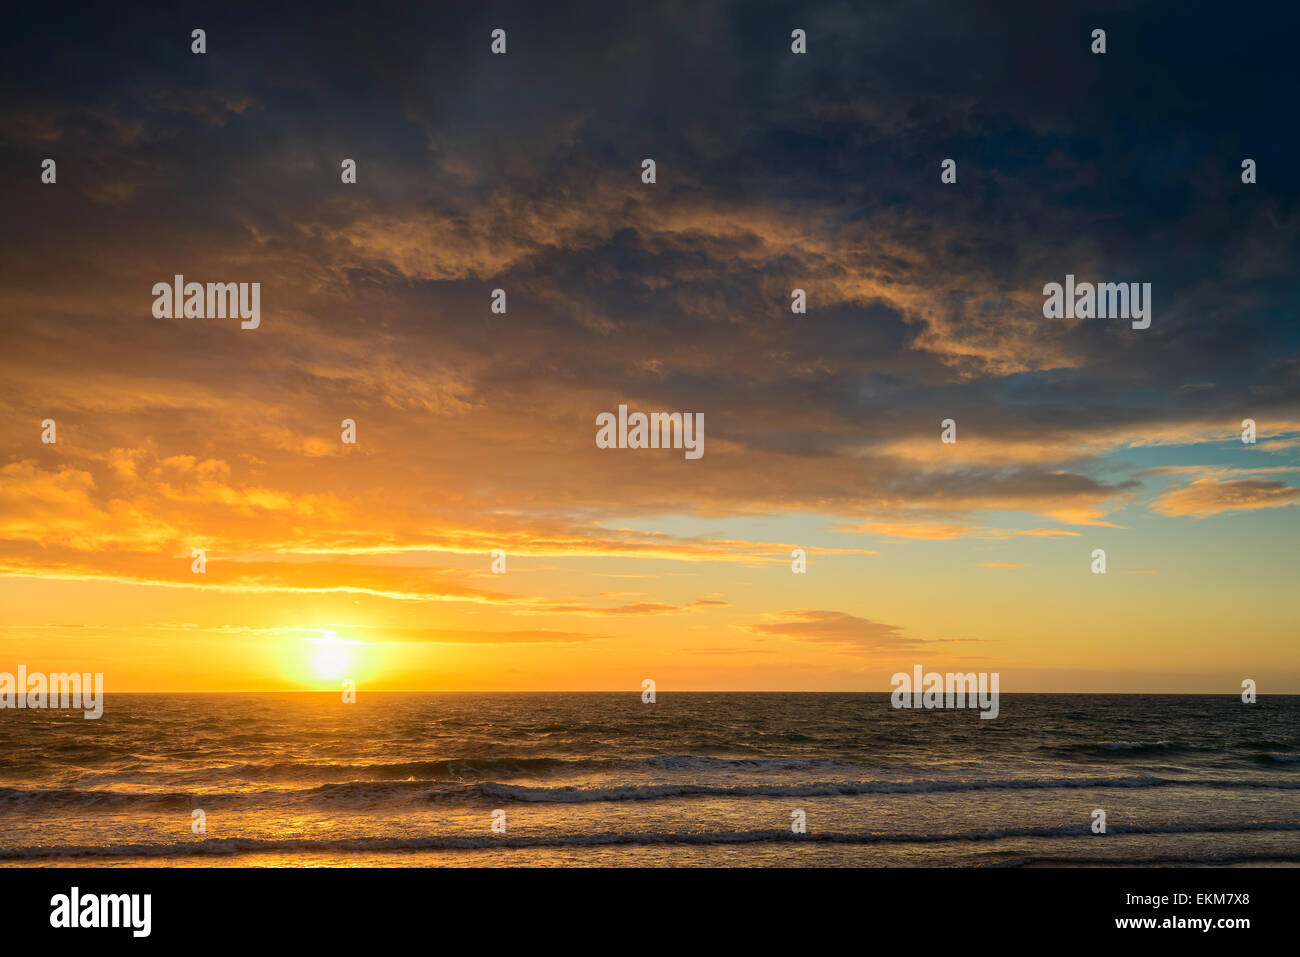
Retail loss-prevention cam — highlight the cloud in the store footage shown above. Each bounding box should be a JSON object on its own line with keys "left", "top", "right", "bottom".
{"left": 1151, "top": 478, "right": 1300, "bottom": 517}
{"left": 744, "top": 610, "right": 973, "bottom": 653}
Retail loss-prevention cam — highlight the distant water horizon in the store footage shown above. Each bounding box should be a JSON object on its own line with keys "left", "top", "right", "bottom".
{"left": 2, "top": 693, "right": 1296, "bottom": 867}
{"left": 28, "top": 690, "right": 1295, "bottom": 696}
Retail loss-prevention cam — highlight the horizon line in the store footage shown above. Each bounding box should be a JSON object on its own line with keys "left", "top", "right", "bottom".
{"left": 58, "top": 689, "right": 1299, "bottom": 696}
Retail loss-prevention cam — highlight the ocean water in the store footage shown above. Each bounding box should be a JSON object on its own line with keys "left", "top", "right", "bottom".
{"left": 0, "top": 693, "right": 1296, "bottom": 867}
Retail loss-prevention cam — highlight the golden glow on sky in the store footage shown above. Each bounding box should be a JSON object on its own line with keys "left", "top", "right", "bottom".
{"left": 2, "top": 49, "right": 1298, "bottom": 693}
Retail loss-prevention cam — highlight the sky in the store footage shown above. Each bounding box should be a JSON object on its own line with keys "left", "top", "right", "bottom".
{"left": 0, "top": 1, "right": 1297, "bottom": 692}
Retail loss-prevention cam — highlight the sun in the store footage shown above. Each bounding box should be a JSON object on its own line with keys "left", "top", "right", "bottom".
{"left": 305, "top": 630, "right": 357, "bottom": 680}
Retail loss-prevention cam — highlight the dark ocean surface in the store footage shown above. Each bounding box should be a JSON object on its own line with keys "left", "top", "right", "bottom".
{"left": 0, "top": 693, "right": 1296, "bottom": 866}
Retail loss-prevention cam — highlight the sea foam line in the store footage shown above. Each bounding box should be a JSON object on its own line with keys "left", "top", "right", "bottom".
{"left": 4, "top": 776, "right": 1300, "bottom": 811}
{"left": 2, "top": 820, "right": 1299, "bottom": 860}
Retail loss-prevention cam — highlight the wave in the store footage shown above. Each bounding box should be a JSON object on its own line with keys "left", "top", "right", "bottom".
{"left": 222, "top": 757, "right": 616, "bottom": 782}
{"left": 474, "top": 775, "right": 1300, "bottom": 804}
{"left": 0, "top": 787, "right": 194, "bottom": 811}
{"left": 32, "top": 743, "right": 1300, "bottom": 790}
{"left": 5, "top": 775, "right": 1300, "bottom": 811}
{"left": 0, "top": 781, "right": 461, "bottom": 811}
{"left": 1050, "top": 739, "right": 1297, "bottom": 757}
{"left": 1237, "top": 739, "right": 1298, "bottom": 750}
{"left": 642, "top": 755, "right": 857, "bottom": 771}
{"left": 1051, "top": 740, "right": 1210, "bottom": 756}
{"left": 52, "top": 741, "right": 1300, "bottom": 790}
{"left": 75, "top": 754, "right": 865, "bottom": 786}
{"left": 988, "top": 852, "right": 1300, "bottom": 868}
{"left": 3, "top": 820, "right": 1299, "bottom": 860}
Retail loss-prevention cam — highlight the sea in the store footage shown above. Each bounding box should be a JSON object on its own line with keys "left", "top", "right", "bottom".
{"left": 0, "top": 693, "right": 1296, "bottom": 867}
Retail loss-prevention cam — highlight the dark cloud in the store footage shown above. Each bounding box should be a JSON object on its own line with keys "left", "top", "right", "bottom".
{"left": 1, "top": 0, "right": 1297, "bottom": 562}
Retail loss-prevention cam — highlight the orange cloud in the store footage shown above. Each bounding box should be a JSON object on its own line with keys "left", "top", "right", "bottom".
{"left": 745, "top": 610, "right": 974, "bottom": 653}
{"left": 1151, "top": 478, "right": 1300, "bottom": 517}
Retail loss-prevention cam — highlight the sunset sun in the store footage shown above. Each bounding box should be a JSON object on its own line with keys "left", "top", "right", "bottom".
{"left": 304, "top": 632, "right": 359, "bottom": 681}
